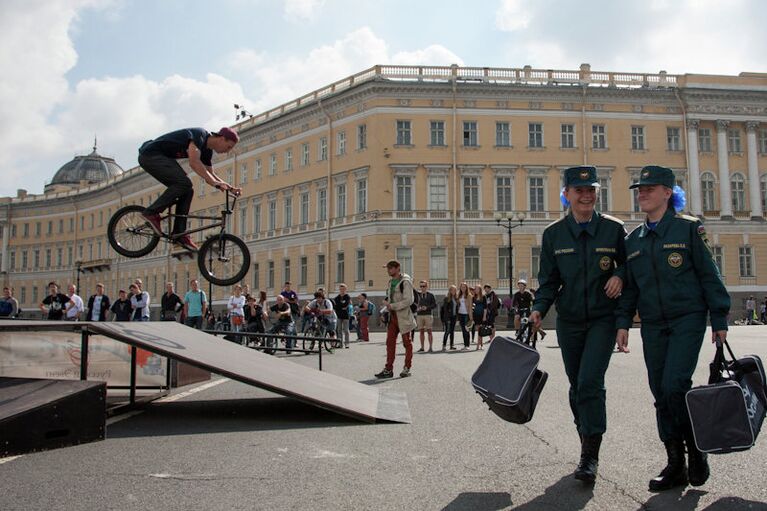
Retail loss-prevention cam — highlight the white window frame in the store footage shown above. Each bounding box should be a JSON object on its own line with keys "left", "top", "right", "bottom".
{"left": 300, "top": 192, "right": 310, "bottom": 225}
{"left": 667, "top": 127, "right": 681, "bottom": 151}
{"left": 561, "top": 123, "right": 575, "bottom": 149}
{"left": 463, "top": 121, "right": 478, "bottom": 147}
{"left": 462, "top": 176, "right": 481, "bottom": 211}
{"left": 430, "top": 120, "right": 445, "bottom": 146}
{"left": 301, "top": 143, "right": 310, "bottom": 166}
{"left": 631, "top": 126, "right": 645, "bottom": 150}
{"left": 396, "top": 247, "right": 413, "bottom": 276}
{"left": 464, "top": 247, "right": 480, "bottom": 280}
{"left": 496, "top": 122, "right": 511, "bottom": 147}
{"left": 337, "top": 131, "right": 346, "bottom": 155}
{"left": 269, "top": 154, "right": 277, "bottom": 175}
{"left": 356, "top": 179, "right": 367, "bottom": 214}
{"left": 428, "top": 173, "right": 448, "bottom": 211}
{"left": 701, "top": 172, "right": 717, "bottom": 211}
{"left": 284, "top": 149, "right": 293, "bottom": 171}
{"left": 592, "top": 124, "right": 606, "bottom": 149}
{"left": 395, "top": 175, "right": 414, "bottom": 211}
{"left": 319, "top": 137, "right": 328, "bottom": 161}
{"left": 396, "top": 120, "right": 412, "bottom": 145}
{"left": 528, "top": 123, "right": 543, "bottom": 148}
{"left": 731, "top": 173, "right": 746, "bottom": 212}
{"left": 357, "top": 124, "right": 367, "bottom": 150}
{"left": 728, "top": 129, "right": 742, "bottom": 153}
{"left": 336, "top": 183, "right": 347, "bottom": 218}
{"left": 430, "top": 247, "right": 447, "bottom": 280}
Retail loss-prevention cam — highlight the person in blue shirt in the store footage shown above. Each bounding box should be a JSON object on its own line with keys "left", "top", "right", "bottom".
{"left": 138, "top": 127, "right": 241, "bottom": 251}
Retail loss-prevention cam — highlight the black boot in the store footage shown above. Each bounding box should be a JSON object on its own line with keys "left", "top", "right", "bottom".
{"left": 574, "top": 434, "right": 601, "bottom": 483}
{"left": 685, "top": 437, "right": 710, "bottom": 486}
{"left": 648, "top": 440, "right": 688, "bottom": 492}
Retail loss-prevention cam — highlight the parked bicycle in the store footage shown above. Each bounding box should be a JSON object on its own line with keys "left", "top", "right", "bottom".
{"left": 107, "top": 190, "right": 250, "bottom": 286}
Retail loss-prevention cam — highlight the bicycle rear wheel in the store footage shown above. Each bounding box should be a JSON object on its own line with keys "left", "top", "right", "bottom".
{"left": 197, "top": 233, "right": 250, "bottom": 286}
{"left": 107, "top": 205, "right": 160, "bottom": 257}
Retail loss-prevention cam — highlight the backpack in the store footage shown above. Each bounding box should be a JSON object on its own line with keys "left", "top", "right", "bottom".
{"left": 366, "top": 302, "right": 374, "bottom": 316}
{"left": 397, "top": 281, "right": 418, "bottom": 313}
{"left": 0, "top": 300, "right": 13, "bottom": 316}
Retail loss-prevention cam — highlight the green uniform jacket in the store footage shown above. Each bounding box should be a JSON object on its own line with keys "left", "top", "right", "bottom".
{"left": 533, "top": 212, "right": 627, "bottom": 322}
{"left": 615, "top": 209, "right": 730, "bottom": 331}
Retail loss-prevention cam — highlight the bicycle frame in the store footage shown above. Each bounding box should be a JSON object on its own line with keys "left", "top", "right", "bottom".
{"left": 160, "top": 190, "right": 237, "bottom": 240}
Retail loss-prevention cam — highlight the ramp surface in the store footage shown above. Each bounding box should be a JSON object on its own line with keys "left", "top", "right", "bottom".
{"left": 0, "top": 321, "right": 410, "bottom": 424}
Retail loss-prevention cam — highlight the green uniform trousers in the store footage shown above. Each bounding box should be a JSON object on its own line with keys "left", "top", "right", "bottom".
{"left": 641, "top": 312, "right": 706, "bottom": 442}
{"left": 556, "top": 315, "right": 616, "bottom": 436}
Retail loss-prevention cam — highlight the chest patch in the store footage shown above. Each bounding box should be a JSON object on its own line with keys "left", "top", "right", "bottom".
{"left": 554, "top": 248, "right": 576, "bottom": 255}
{"left": 668, "top": 252, "right": 683, "bottom": 268}
{"left": 599, "top": 256, "right": 612, "bottom": 271}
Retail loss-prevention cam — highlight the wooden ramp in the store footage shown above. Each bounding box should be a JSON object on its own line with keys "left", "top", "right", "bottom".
{"left": 0, "top": 321, "right": 411, "bottom": 424}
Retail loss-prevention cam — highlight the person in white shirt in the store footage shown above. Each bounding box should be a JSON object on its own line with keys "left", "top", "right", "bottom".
{"left": 227, "top": 284, "right": 246, "bottom": 335}
{"left": 130, "top": 279, "right": 151, "bottom": 321}
{"left": 87, "top": 283, "right": 111, "bottom": 321}
{"left": 65, "top": 284, "right": 84, "bottom": 321}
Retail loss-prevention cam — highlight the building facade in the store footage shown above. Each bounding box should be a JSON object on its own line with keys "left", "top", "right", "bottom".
{"left": 2, "top": 64, "right": 766, "bottom": 318}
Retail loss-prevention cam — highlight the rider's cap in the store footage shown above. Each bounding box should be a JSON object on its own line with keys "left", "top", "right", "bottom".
{"left": 564, "top": 166, "right": 599, "bottom": 188}
{"left": 383, "top": 259, "right": 401, "bottom": 269}
{"left": 517, "top": 279, "right": 527, "bottom": 286}
{"left": 214, "top": 127, "right": 239, "bottom": 144}
{"left": 630, "top": 165, "right": 675, "bottom": 189}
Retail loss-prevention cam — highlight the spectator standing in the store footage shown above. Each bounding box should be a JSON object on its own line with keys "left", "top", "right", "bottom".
{"left": 415, "top": 280, "right": 437, "bottom": 352}
{"left": 512, "top": 280, "right": 534, "bottom": 330}
{"left": 86, "top": 283, "right": 111, "bottom": 321}
{"left": 130, "top": 279, "right": 151, "bottom": 321}
{"left": 440, "top": 285, "right": 459, "bottom": 351}
{"left": 745, "top": 295, "right": 756, "bottom": 324}
{"left": 470, "top": 285, "right": 485, "bottom": 346}
{"left": 357, "top": 293, "right": 373, "bottom": 342}
{"left": 761, "top": 298, "right": 767, "bottom": 324}
{"left": 375, "top": 260, "right": 416, "bottom": 378}
{"left": 40, "top": 282, "right": 72, "bottom": 320}
{"left": 0, "top": 286, "right": 19, "bottom": 318}
{"left": 65, "top": 284, "right": 84, "bottom": 321}
{"left": 160, "top": 282, "right": 183, "bottom": 321}
{"left": 334, "top": 283, "right": 352, "bottom": 348}
{"left": 183, "top": 279, "right": 208, "bottom": 329}
{"left": 457, "top": 282, "right": 471, "bottom": 350}
{"left": 280, "top": 281, "right": 299, "bottom": 322}
{"left": 228, "top": 284, "right": 246, "bottom": 339}
{"left": 482, "top": 284, "right": 500, "bottom": 341}
{"left": 111, "top": 290, "right": 133, "bottom": 321}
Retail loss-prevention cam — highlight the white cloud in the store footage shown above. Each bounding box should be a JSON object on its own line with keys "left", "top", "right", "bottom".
{"left": 392, "top": 45, "right": 464, "bottom": 66}
{"left": 283, "top": 0, "right": 326, "bottom": 22}
{"left": 495, "top": 0, "right": 533, "bottom": 31}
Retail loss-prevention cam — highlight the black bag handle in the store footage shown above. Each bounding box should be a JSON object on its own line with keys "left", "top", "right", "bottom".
{"left": 516, "top": 321, "right": 533, "bottom": 346}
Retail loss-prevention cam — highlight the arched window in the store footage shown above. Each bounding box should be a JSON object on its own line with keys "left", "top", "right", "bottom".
{"left": 731, "top": 173, "right": 746, "bottom": 212}
{"left": 701, "top": 172, "right": 716, "bottom": 211}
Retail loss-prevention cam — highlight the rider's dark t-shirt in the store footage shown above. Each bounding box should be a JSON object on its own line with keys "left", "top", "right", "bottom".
{"left": 270, "top": 302, "right": 293, "bottom": 324}
{"left": 512, "top": 290, "right": 534, "bottom": 311}
{"left": 139, "top": 128, "right": 213, "bottom": 166}
{"left": 42, "top": 293, "right": 71, "bottom": 320}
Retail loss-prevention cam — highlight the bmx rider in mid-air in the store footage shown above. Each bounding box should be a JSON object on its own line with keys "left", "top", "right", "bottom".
{"left": 138, "top": 127, "right": 242, "bottom": 252}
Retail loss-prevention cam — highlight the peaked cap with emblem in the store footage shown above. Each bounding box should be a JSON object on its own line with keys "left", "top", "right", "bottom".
{"left": 564, "top": 166, "right": 599, "bottom": 188}
{"left": 630, "top": 165, "right": 675, "bottom": 189}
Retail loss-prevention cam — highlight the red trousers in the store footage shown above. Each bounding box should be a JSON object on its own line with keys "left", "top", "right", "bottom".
{"left": 359, "top": 314, "right": 370, "bottom": 341}
{"left": 385, "top": 311, "right": 412, "bottom": 370}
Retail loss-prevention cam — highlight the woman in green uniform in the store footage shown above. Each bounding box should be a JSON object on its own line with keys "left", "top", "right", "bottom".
{"left": 530, "top": 166, "right": 626, "bottom": 484}
{"left": 615, "top": 165, "right": 730, "bottom": 492}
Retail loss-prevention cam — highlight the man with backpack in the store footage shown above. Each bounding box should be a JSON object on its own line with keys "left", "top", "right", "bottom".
{"left": 375, "top": 260, "right": 416, "bottom": 378}
{"left": 0, "top": 287, "right": 19, "bottom": 318}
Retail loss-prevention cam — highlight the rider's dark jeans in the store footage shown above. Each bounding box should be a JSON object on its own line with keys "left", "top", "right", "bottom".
{"left": 139, "top": 152, "right": 194, "bottom": 234}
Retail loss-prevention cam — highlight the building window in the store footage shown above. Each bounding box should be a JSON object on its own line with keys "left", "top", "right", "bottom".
{"left": 56, "top": 248, "right": 62, "bottom": 267}
{"left": 33, "top": 250, "right": 39, "bottom": 267}
{"left": 561, "top": 124, "right": 575, "bottom": 149}
{"left": 463, "top": 121, "right": 478, "bottom": 147}
{"left": 731, "top": 174, "right": 746, "bottom": 211}
{"left": 496, "top": 122, "right": 511, "bottom": 147}
{"left": 300, "top": 256, "right": 308, "bottom": 287}
{"left": 253, "top": 263, "right": 260, "bottom": 290}
{"left": 269, "top": 154, "right": 277, "bottom": 175}
{"left": 728, "top": 129, "right": 742, "bottom": 153}
{"left": 300, "top": 192, "right": 310, "bottom": 224}
{"left": 759, "top": 129, "right": 767, "bottom": 154}
{"left": 701, "top": 172, "right": 716, "bottom": 211}
{"left": 337, "top": 131, "right": 346, "bottom": 155}
{"left": 284, "top": 196, "right": 293, "bottom": 227}
{"left": 357, "top": 124, "right": 367, "bottom": 150}
{"left": 631, "top": 126, "right": 645, "bottom": 150}
{"left": 667, "top": 127, "right": 681, "bottom": 151}
{"left": 9, "top": 251, "right": 15, "bottom": 270}
{"left": 464, "top": 247, "right": 480, "bottom": 280}
{"left": 429, "top": 175, "right": 448, "bottom": 211}
{"left": 396, "top": 247, "right": 413, "bottom": 276}
{"left": 267, "top": 261, "right": 274, "bottom": 289}
{"left": 285, "top": 149, "right": 293, "bottom": 171}
{"left": 356, "top": 249, "right": 365, "bottom": 282}
{"left": 596, "top": 177, "right": 610, "bottom": 212}
{"left": 463, "top": 176, "right": 480, "bottom": 211}
{"left": 739, "top": 246, "right": 753, "bottom": 277}
{"left": 318, "top": 188, "right": 327, "bottom": 221}
{"left": 592, "top": 124, "right": 606, "bottom": 149}
{"left": 711, "top": 246, "right": 724, "bottom": 275}
{"left": 300, "top": 143, "right": 309, "bottom": 166}
{"left": 268, "top": 200, "right": 276, "bottom": 231}
{"left": 529, "top": 176, "right": 545, "bottom": 212}
{"left": 496, "top": 176, "right": 513, "bottom": 212}
{"left": 356, "top": 179, "right": 367, "bottom": 214}
{"left": 239, "top": 206, "right": 247, "bottom": 234}
{"left": 761, "top": 175, "right": 767, "bottom": 212}
{"left": 20, "top": 287, "right": 25, "bottom": 304}
{"left": 240, "top": 162, "right": 248, "bottom": 184}
{"left": 58, "top": 219, "right": 63, "bottom": 234}
{"left": 531, "top": 246, "right": 541, "bottom": 278}
{"left": 255, "top": 159, "right": 262, "bottom": 180}
{"left": 319, "top": 137, "right": 328, "bottom": 161}
{"left": 396, "top": 120, "right": 412, "bottom": 145}
{"left": 47, "top": 221, "right": 52, "bottom": 235}
{"left": 396, "top": 176, "right": 413, "bottom": 211}
{"left": 699, "top": 128, "right": 712, "bottom": 152}
{"left": 253, "top": 203, "right": 262, "bottom": 234}
{"left": 32, "top": 286, "right": 38, "bottom": 305}
{"left": 528, "top": 123, "right": 543, "bottom": 148}
{"left": 283, "top": 259, "right": 291, "bottom": 284}
{"left": 498, "top": 247, "right": 511, "bottom": 280}
{"left": 45, "top": 249, "right": 51, "bottom": 268}
{"left": 430, "top": 248, "right": 447, "bottom": 280}
{"left": 317, "top": 254, "right": 326, "bottom": 284}
{"left": 23, "top": 223, "right": 28, "bottom": 238}
{"left": 336, "top": 184, "right": 346, "bottom": 218}
{"left": 336, "top": 252, "right": 345, "bottom": 283}
{"left": 430, "top": 121, "right": 445, "bottom": 146}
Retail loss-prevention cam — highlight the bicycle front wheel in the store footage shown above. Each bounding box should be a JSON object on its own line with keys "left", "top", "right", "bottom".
{"left": 107, "top": 205, "right": 160, "bottom": 258}
{"left": 197, "top": 233, "right": 250, "bottom": 286}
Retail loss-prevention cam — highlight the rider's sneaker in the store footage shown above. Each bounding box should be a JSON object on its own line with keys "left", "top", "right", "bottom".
{"left": 175, "top": 235, "right": 199, "bottom": 252}
{"left": 400, "top": 367, "right": 411, "bottom": 378}
{"left": 375, "top": 368, "right": 394, "bottom": 379}
{"left": 142, "top": 212, "right": 163, "bottom": 235}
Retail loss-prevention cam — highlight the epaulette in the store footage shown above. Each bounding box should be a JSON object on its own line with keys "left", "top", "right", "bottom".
{"left": 599, "top": 213, "right": 624, "bottom": 225}
{"left": 675, "top": 213, "right": 700, "bottom": 223}
{"left": 545, "top": 216, "right": 567, "bottom": 229}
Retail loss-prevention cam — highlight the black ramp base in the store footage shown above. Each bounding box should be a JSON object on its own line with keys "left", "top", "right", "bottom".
{"left": 0, "top": 377, "right": 106, "bottom": 456}
{"left": 0, "top": 321, "right": 411, "bottom": 424}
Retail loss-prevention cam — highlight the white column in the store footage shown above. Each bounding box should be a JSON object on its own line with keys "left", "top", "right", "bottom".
{"left": 686, "top": 119, "right": 702, "bottom": 216}
{"left": 746, "top": 121, "right": 763, "bottom": 220}
{"left": 716, "top": 120, "right": 733, "bottom": 218}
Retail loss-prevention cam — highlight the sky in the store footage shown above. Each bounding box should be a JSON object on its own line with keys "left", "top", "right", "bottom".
{"left": 1, "top": 0, "right": 765, "bottom": 197}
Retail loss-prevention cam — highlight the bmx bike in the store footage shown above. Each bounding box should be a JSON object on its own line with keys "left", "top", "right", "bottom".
{"left": 107, "top": 190, "right": 250, "bottom": 286}
{"left": 301, "top": 313, "right": 338, "bottom": 353}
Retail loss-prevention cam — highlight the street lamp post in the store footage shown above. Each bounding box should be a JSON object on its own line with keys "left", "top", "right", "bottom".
{"left": 75, "top": 260, "right": 83, "bottom": 293}
{"left": 494, "top": 211, "right": 526, "bottom": 329}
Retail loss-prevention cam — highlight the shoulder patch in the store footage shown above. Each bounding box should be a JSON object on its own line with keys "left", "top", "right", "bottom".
{"left": 600, "top": 213, "right": 625, "bottom": 225}
{"left": 676, "top": 213, "right": 699, "bottom": 223}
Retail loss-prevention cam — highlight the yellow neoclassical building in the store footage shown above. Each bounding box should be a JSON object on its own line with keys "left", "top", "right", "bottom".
{"left": 1, "top": 64, "right": 766, "bottom": 319}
